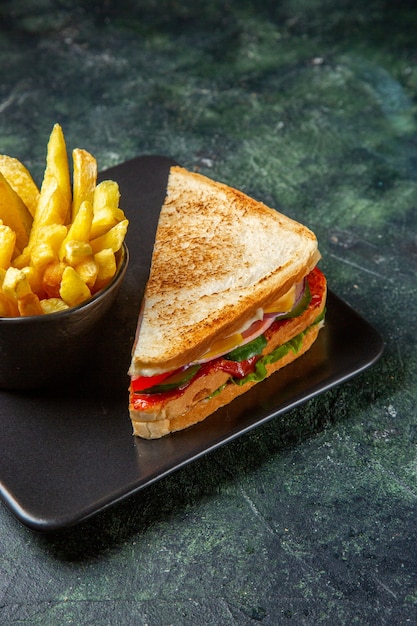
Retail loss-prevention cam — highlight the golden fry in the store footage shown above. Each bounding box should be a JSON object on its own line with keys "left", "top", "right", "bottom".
{"left": 42, "top": 261, "right": 66, "bottom": 298}
{"left": 93, "top": 248, "right": 116, "bottom": 291}
{"left": 31, "top": 224, "right": 67, "bottom": 266}
{"left": 91, "top": 207, "right": 118, "bottom": 239}
{"left": 72, "top": 148, "right": 97, "bottom": 220}
{"left": 15, "top": 223, "right": 66, "bottom": 270}
{"left": 59, "top": 266, "right": 91, "bottom": 307}
{"left": 30, "top": 242, "right": 56, "bottom": 270}
{"left": 42, "top": 123, "right": 72, "bottom": 215}
{"left": 0, "top": 172, "right": 33, "bottom": 252}
{"left": 0, "top": 224, "right": 16, "bottom": 270}
{"left": 2, "top": 266, "right": 29, "bottom": 298}
{"left": 21, "top": 265, "right": 43, "bottom": 297}
{"left": 2, "top": 266, "right": 44, "bottom": 316}
{"left": 90, "top": 219, "right": 128, "bottom": 254}
{"left": 40, "top": 297, "right": 69, "bottom": 314}
{"left": 10, "top": 249, "right": 30, "bottom": 269}
{"left": 17, "top": 292, "right": 43, "bottom": 317}
{"left": 93, "top": 180, "right": 120, "bottom": 210}
{"left": 26, "top": 124, "right": 72, "bottom": 251}
{"left": 27, "top": 177, "right": 69, "bottom": 254}
{"left": 63, "top": 200, "right": 93, "bottom": 245}
{"left": 0, "top": 267, "right": 19, "bottom": 316}
{"left": 90, "top": 180, "right": 123, "bottom": 239}
{"left": 0, "top": 292, "right": 18, "bottom": 317}
{"left": 36, "top": 224, "right": 68, "bottom": 248}
{"left": 0, "top": 154, "right": 40, "bottom": 218}
{"left": 75, "top": 256, "right": 98, "bottom": 290}
{"left": 60, "top": 240, "right": 92, "bottom": 266}
{"left": 90, "top": 207, "right": 123, "bottom": 240}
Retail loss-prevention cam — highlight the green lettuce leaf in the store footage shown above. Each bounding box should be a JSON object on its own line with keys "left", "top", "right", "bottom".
{"left": 232, "top": 328, "right": 309, "bottom": 386}
{"left": 225, "top": 334, "right": 267, "bottom": 362}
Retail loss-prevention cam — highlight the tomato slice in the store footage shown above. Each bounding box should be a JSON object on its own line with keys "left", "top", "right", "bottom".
{"left": 131, "top": 370, "right": 177, "bottom": 392}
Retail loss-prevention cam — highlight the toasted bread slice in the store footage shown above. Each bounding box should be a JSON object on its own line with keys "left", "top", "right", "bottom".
{"left": 129, "top": 166, "right": 320, "bottom": 377}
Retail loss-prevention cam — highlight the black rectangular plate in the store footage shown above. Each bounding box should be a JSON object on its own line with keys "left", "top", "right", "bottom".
{"left": 0, "top": 156, "right": 384, "bottom": 532}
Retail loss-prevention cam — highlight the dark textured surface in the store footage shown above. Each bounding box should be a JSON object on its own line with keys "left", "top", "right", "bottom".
{"left": 0, "top": 1, "right": 416, "bottom": 624}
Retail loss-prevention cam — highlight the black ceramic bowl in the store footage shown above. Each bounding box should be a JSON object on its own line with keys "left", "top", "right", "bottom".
{"left": 0, "top": 244, "right": 129, "bottom": 390}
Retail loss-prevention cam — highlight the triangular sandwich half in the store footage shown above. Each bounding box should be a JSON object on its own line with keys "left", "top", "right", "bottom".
{"left": 128, "top": 166, "right": 326, "bottom": 438}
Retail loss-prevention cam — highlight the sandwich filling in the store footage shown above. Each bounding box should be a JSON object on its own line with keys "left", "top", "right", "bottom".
{"left": 130, "top": 267, "right": 326, "bottom": 412}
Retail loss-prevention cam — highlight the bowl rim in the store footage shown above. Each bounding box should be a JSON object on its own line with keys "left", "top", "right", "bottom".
{"left": 0, "top": 243, "right": 129, "bottom": 325}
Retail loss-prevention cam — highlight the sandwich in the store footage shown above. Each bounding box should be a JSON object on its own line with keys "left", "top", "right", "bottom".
{"left": 128, "top": 166, "right": 326, "bottom": 439}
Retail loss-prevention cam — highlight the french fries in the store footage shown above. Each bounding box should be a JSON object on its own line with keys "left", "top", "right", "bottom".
{"left": 72, "top": 148, "right": 97, "bottom": 220}
{"left": 0, "top": 124, "right": 128, "bottom": 317}
{"left": 0, "top": 155, "right": 40, "bottom": 218}
{"left": 0, "top": 172, "right": 33, "bottom": 252}
{"left": 0, "top": 222, "right": 16, "bottom": 270}
{"left": 59, "top": 266, "right": 91, "bottom": 307}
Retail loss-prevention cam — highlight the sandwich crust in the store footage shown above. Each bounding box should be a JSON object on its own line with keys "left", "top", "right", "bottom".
{"left": 130, "top": 166, "right": 320, "bottom": 376}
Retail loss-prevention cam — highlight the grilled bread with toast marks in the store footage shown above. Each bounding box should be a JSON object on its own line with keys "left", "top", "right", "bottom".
{"left": 129, "top": 166, "right": 320, "bottom": 378}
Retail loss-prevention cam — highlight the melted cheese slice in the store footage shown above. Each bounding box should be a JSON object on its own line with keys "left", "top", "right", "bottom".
{"left": 198, "top": 285, "right": 298, "bottom": 363}
{"left": 200, "top": 332, "right": 244, "bottom": 361}
{"left": 264, "top": 285, "right": 296, "bottom": 314}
